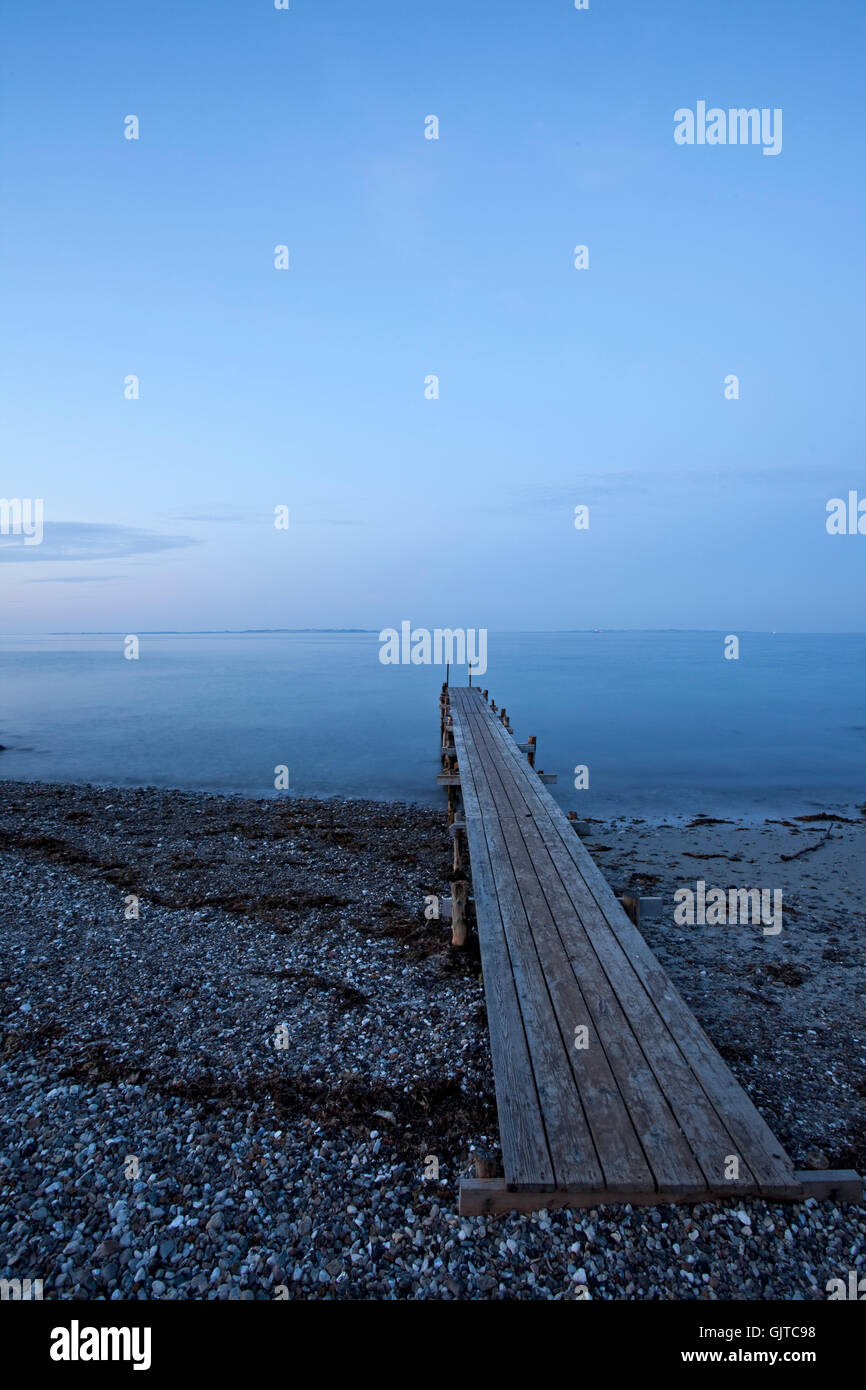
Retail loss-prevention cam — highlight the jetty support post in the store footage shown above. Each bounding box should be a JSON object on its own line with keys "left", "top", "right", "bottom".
{"left": 442, "top": 713, "right": 455, "bottom": 758}
{"left": 473, "top": 1149, "right": 498, "bottom": 1179}
{"left": 450, "top": 818, "right": 466, "bottom": 874}
{"left": 440, "top": 682, "right": 449, "bottom": 741}
{"left": 621, "top": 894, "right": 641, "bottom": 929}
{"left": 451, "top": 878, "right": 469, "bottom": 947}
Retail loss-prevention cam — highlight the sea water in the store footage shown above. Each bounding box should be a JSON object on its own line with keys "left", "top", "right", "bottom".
{"left": 0, "top": 630, "right": 863, "bottom": 819}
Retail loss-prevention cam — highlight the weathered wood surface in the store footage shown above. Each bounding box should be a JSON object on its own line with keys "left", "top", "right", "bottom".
{"left": 446, "top": 686, "right": 805, "bottom": 1212}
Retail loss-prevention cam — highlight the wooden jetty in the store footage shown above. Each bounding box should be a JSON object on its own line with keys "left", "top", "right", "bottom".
{"left": 439, "top": 683, "right": 862, "bottom": 1216}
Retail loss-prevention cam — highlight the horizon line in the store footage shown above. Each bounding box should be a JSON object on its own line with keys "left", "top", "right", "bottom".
{"left": 3, "top": 627, "right": 866, "bottom": 638}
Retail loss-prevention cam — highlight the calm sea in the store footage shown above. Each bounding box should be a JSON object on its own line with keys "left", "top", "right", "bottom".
{"left": 0, "top": 631, "right": 863, "bottom": 819}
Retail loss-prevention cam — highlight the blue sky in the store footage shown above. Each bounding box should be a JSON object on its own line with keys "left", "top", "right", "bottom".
{"left": 1, "top": 0, "right": 864, "bottom": 633}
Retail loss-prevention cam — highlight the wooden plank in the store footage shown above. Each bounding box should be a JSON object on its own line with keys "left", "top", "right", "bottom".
{"left": 461, "top": 1168, "right": 862, "bottom": 1215}
{"left": 459, "top": 692, "right": 709, "bottom": 1197}
{"left": 471, "top": 694, "right": 801, "bottom": 1197}
{"left": 454, "top": 694, "right": 605, "bottom": 1190}
{"left": 794, "top": 1171, "right": 862, "bottom": 1202}
{"left": 448, "top": 709, "right": 555, "bottom": 1189}
{"left": 460, "top": 1178, "right": 708, "bottom": 1217}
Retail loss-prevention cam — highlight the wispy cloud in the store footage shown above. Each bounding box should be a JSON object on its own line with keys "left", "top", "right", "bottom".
{"left": 482, "top": 466, "right": 830, "bottom": 513}
{"left": 26, "top": 574, "right": 126, "bottom": 584}
{"left": 0, "top": 522, "right": 199, "bottom": 563}
{"left": 166, "top": 508, "right": 369, "bottom": 528}
{"left": 166, "top": 506, "right": 251, "bottom": 523}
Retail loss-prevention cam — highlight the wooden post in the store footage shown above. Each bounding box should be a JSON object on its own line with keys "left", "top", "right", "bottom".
{"left": 450, "top": 818, "right": 466, "bottom": 874}
{"left": 621, "top": 894, "right": 640, "bottom": 929}
{"left": 473, "top": 1149, "right": 498, "bottom": 1179}
{"left": 500, "top": 708, "right": 507, "bottom": 725}
{"left": 527, "top": 736, "right": 536, "bottom": 768}
{"left": 447, "top": 785, "right": 457, "bottom": 826}
{"left": 452, "top": 827, "right": 464, "bottom": 873}
{"left": 451, "top": 879, "right": 468, "bottom": 947}
{"left": 482, "top": 690, "right": 488, "bottom": 702}
{"left": 439, "top": 686, "right": 449, "bottom": 739}
{"left": 442, "top": 712, "right": 454, "bottom": 756}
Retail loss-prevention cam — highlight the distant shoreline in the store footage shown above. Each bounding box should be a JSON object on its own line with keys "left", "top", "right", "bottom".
{"left": 4, "top": 628, "right": 866, "bottom": 638}
{"left": 38, "top": 628, "right": 380, "bottom": 636}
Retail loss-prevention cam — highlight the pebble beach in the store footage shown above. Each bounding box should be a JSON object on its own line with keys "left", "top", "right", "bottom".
{"left": 1, "top": 782, "right": 864, "bottom": 1300}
